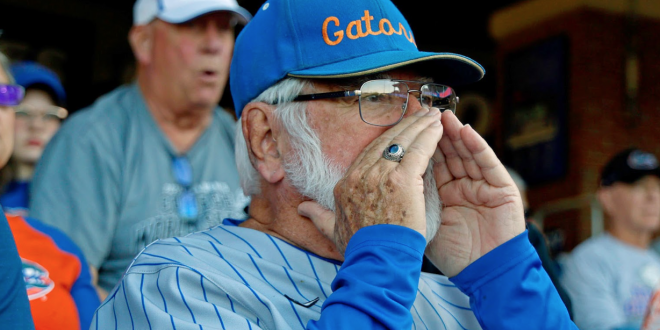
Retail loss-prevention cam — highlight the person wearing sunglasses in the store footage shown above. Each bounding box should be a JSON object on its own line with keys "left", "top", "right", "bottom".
{"left": 562, "top": 148, "right": 660, "bottom": 330}
{"left": 93, "top": 0, "right": 576, "bottom": 329}
{"left": 0, "top": 58, "right": 100, "bottom": 329}
{"left": 29, "top": 0, "right": 253, "bottom": 301}
{"left": 0, "top": 62, "right": 68, "bottom": 216}
{"left": 0, "top": 49, "right": 36, "bottom": 330}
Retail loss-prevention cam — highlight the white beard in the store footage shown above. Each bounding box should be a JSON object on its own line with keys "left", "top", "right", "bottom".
{"left": 283, "top": 138, "right": 441, "bottom": 243}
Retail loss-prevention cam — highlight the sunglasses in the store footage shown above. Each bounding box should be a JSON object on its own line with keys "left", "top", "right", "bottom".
{"left": 172, "top": 156, "right": 198, "bottom": 222}
{"left": 0, "top": 84, "right": 25, "bottom": 106}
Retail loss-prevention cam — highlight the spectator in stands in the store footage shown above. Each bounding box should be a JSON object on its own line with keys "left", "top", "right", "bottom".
{"left": 0, "top": 62, "right": 68, "bottom": 216}
{"left": 30, "top": 0, "right": 252, "bottom": 299}
{"left": 0, "top": 47, "right": 37, "bottom": 330}
{"left": 0, "top": 52, "right": 98, "bottom": 330}
{"left": 562, "top": 148, "right": 660, "bottom": 330}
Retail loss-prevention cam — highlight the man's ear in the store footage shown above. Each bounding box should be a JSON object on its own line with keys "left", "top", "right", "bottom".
{"left": 128, "top": 25, "right": 153, "bottom": 65}
{"left": 597, "top": 188, "right": 614, "bottom": 215}
{"left": 242, "top": 102, "right": 286, "bottom": 184}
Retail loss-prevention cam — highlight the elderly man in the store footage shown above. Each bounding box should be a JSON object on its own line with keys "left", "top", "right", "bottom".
{"left": 30, "top": 0, "right": 251, "bottom": 298}
{"left": 562, "top": 148, "right": 660, "bottom": 330}
{"left": 92, "top": 0, "right": 575, "bottom": 328}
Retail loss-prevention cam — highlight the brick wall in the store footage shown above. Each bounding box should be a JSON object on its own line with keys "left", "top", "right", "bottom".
{"left": 493, "top": 8, "right": 660, "bottom": 251}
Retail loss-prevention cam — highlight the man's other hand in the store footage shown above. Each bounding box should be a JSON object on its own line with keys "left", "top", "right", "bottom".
{"left": 425, "top": 111, "right": 525, "bottom": 277}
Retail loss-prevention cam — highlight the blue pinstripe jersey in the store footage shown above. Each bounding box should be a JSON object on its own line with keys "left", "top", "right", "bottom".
{"left": 92, "top": 222, "right": 482, "bottom": 329}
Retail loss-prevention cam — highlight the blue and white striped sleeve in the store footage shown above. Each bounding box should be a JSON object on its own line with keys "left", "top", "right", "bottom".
{"left": 92, "top": 266, "right": 266, "bottom": 330}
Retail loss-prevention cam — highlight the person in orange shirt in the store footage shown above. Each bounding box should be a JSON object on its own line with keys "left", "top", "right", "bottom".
{"left": 6, "top": 213, "right": 100, "bottom": 330}
{"left": 0, "top": 55, "right": 100, "bottom": 330}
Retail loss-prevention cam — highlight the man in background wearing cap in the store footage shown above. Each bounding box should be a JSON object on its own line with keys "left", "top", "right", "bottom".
{"left": 562, "top": 148, "right": 660, "bottom": 330}
{"left": 30, "top": 0, "right": 252, "bottom": 299}
{"left": 93, "top": 0, "right": 575, "bottom": 328}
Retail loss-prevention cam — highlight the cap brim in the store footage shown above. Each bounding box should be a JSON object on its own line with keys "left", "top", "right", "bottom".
{"left": 602, "top": 168, "right": 660, "bottom": 186}
{"left": 623, "top": 169, "right": 660, "bottom": 184}
{"left": 288, "top": 51, "right": 485, "bottom": 87}
{"left": 158, "top": 2, "right": 252, "bottom": 25}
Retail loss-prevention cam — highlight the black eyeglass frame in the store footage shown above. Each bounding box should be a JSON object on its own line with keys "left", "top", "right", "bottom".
{"left": 286, "top": 79, "right": 458, "bottom": 127}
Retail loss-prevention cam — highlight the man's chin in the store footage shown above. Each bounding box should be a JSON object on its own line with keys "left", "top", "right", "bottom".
{"left": 191, "top": 91, "right": 222, "bottom": 108}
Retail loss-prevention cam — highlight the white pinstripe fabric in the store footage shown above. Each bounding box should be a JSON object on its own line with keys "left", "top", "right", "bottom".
{"left": 92, "top": 224, "right": 482, "bottom": 330}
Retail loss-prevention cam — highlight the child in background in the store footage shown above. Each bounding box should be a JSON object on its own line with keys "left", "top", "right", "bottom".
{"left": 0, "top": 62, "right": 68, "bottom": 216}
{"left": 0, "top": 57, "right": 99, "bottom": 330}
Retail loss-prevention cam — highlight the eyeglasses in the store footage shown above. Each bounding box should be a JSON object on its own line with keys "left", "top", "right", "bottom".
{"left": 290, "top": 79, "right": 458, "bottom": 126}
{"left": 0, "top": 84, "right": 25, "bottom": 106}
{"left": 172, "top": 156, "right": 198, "bottom": 223}
{"left": 15, "top": 105, "right": 68, "bottom": 123}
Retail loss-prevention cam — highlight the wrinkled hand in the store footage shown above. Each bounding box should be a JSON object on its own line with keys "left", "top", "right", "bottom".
{"left": 425, "top": 111, "right": 525, "bottom": 277}
{"left": 299, "top": 108, "right": 443, "bottom": 256}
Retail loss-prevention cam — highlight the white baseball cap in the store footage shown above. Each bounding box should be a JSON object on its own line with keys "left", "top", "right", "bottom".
{"left": 133, "top": 0, "right": 252, "bottom": 25}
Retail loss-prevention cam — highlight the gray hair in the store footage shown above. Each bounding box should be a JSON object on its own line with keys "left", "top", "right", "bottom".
{"left": 0, "top": 51, "right": 15, "bottom": 84}
{"left": 235, "top": 78, "right": 312, "bottom": 195}
{"left": 235, "top": 72, "right": 395, "bottom": 197}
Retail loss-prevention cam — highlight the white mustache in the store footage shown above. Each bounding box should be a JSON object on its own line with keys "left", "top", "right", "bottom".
{"left": 284, "top": 147, "right": 441, "bottom": 243}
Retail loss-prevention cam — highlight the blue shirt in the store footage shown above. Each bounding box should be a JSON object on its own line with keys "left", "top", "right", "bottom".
{"left": 562, "top": 233, "right": 660, "bottom": 330}
{"left": 30, "top": 84, "right": 249, "bottom": 292}
{"left": 0, "top": 209, "right": 35, "bottom": 329}
{"left": 1, "top": 180, "right": 30, "bottom": 215}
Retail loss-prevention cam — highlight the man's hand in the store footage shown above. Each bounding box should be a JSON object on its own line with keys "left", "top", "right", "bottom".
{"left": 299, "top": 109, "right": 525, "bottom": 275}
{"left": 425, "top": 111, "right": 525, "bottom": 277}
{"left": 299, "top": 108, "right": 443, "bottom": 255}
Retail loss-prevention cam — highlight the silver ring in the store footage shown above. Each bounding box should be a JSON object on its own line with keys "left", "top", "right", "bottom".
{"left": 382, "top": 144, "right": 405, "bottom": 162}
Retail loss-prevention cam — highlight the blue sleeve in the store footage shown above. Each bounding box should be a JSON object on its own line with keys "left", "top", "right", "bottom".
{"left": 451, "top": 231, "right": 577, "bottom": 329}
{"left": 70, "top": 256, "right": 101, "bottom": 330}
{"left": 24, "top": 217, "right": 101, "bottom": 330}
{"left": 0, "top": 212, "right": 35, "bottom": 329}
{"left": 307, "top": 224, "right": 426, "bottom": 330}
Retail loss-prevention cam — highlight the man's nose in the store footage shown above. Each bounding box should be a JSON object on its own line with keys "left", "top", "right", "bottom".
{"left": 403, "top": 93, "right": 427, "bottom": 118}
{"left": 202, "top": 22, "right": 225, "bottom": 54}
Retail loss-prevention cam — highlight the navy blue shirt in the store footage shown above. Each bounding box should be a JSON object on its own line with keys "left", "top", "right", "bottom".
{"left": 0, "top": 180, "right": 30, "bottom": 214}
{"left": 0, "top": 209, "right": 35, "bottom": 329}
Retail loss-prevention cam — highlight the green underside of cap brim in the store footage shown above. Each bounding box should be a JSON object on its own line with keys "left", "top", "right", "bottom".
{"left": 287, "top": 52, "right": 485, "bottom": 87}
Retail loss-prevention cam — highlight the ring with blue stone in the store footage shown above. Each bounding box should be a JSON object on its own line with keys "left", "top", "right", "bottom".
{"left": 382, "top": 143, "right": 405, "bottom": 162}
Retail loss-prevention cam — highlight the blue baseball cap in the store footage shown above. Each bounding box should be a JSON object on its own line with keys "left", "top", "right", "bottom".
{"left": 230, "top": 0, "right": 485, "bottom": 117}
{"left": 10, "top": 61, "right": 66, "bottom": 106}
